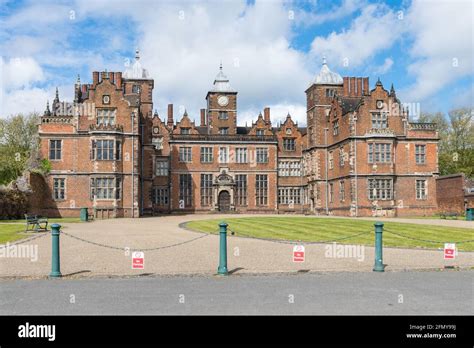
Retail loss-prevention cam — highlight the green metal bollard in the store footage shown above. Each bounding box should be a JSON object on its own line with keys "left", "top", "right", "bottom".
{"left": 373, "top": 222, "right": 385, "bottom": 272}
{"left": 217, "top": 222, "right": 228, "bottom": 275}
{"left": 49, "top": 223, "right": 62, "bottom": 278}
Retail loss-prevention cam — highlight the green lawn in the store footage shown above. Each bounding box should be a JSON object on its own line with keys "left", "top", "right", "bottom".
{"left": 0, "top": 218, "right": 82, "bottom": 244}
{"left": 0, "top": 217, "right": 82, "bottom": 224}
{"left": 185, "top": 217, "right": 474, "bottom": 251}
{"left": 0, "top": 224, "right": 35, "bottom": 244}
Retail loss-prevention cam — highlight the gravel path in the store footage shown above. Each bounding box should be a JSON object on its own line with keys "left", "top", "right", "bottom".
{"left": 0, "top": 214, "right": 472, "bottom": 279}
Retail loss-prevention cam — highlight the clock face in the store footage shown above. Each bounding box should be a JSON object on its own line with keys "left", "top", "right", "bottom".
{"left": 376, "top": 100, "right": 384, "bottom": 109}
{"left": 217, "top": 95, "right": 229, "bottom": 107}
{"left": 102, "top": 95, "right": 110, "bottom": 104}
{"left": 153, "top": 126, "right": 159, "bottom": 134}
{"left": 286, "top": 128, "right": 292, "bottom": 135}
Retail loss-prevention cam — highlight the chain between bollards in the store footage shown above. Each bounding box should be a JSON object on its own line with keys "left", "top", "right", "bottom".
{"left": 217, "top": 222, "right": 228, "bottom": 275}
{"left": 373, "top": 222, "right": 385, "bottom": 272}
{"left": 49, "top": 223, "right": 62, "bottom": 278}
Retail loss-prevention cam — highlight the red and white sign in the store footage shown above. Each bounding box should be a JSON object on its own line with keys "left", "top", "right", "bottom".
{"left": 444, "top": 243, "right": 456, "bottom": 260}
{"left": 293, "top": 245, "right": 305, "bottom": 262}
{"left": 132, "top": 251, "right": 145, "bottom": 269}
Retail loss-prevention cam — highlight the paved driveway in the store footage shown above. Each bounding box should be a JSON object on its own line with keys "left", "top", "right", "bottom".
{"left": 1, "top": 271, "right": 472, "bottom": 315}
{"left": 0, "top": 214, "right": 473, "bottom": 278}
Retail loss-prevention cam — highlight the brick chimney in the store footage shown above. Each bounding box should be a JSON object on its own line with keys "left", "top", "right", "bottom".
{"left": 93, "top": 71, "right": 99, "bottom": 85}
{"left": 114, "top": 72, "right": 122, "bottom": 89}
{"left": 356, "top": 78, "right": 363, "bottom": 96}
{"left": 167, "top": 104, "right": 174, "bottom": 128}
{"left": 363, "top": 77, "right": 369, "bottom": 95}
{"left": 200, "top": 109, "right": 206, "bottom": 126}
{"left": 349, "top": 77, "right": 356, "bottom": 97}
{"left": 264, "top": 107, "right": 270, "bottom": 124}
{"left": 343, "top": 77, "right": 349, "bottom": 96}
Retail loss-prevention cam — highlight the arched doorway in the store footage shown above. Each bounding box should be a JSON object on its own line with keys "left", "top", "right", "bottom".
{"left": 218, "top": 190, "right": 231, "bottom": 212}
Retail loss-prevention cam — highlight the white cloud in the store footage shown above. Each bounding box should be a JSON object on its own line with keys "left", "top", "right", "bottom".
{"left": 293, "top": 0, "right": 364, "bottom": 26}
{"left": 372, "top": 57, "right": 393, "bottom": 75}
{"left": 0, "top": 88, "right": 49, "bottom": 117}
{"left": 75, "top": 0, "right": 311, "bottom": 125}
{"left": 1, "top": 57, "right": 45, "bottom": 90}
{"left": 309, "top": 3, "right": 402, "bottom": 68}
{"left": 399, "top": 0, "right": 474, "bottom": 102}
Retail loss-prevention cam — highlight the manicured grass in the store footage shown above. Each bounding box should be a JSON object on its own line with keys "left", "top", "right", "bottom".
{"left": 0, "top": 224, "right": 35, "bottom": 244}
{"left": 0, "top": 218, "right": 82, "bottom": 244}
{"left": 185, "top": 217, "right": 474, "bottom": 251}
{"left": 0, "top": 217, "right": 82, "bottom": 224}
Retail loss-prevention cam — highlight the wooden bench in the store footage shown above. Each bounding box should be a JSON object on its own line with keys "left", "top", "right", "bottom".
{"left": 25, "top": 214, "right": 49, "bottom": 232}
{"left": 440, "top": 212, "right": 458, "bottom": 220}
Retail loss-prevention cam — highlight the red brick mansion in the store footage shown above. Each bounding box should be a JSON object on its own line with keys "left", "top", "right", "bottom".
{"left": 36, "top": 51, "right": 439, "bottom": 218}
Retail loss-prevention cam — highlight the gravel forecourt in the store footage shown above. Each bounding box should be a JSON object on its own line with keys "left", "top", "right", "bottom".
{"left": 0, "top": 214, "right": 473, "bottom": 279}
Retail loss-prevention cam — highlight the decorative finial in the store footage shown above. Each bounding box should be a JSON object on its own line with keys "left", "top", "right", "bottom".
{"left": 376, "top": 77, "right": 382, "bottom": 86}
{"left": 219, "top": 60, "right": 223, "bottom": 70}
{"left": 390, "top": 83, "right": 395, "bottom": 95}
{"left": 54, "top": 87, "right": 59, "bottom": 103}
{"left": 183, "top": 109, "right": 188, "bottom": 116}
{"left": 76, "top": 74, "right": 80, "bottom": 84}
{"left": 135, "top": 48, "right": 140, "bottom": 60}
{"left": 322, "top": 56, "right": 327, "bottom": 65}
{"left": 287, "top": 112, "right": 291, "bottom": 118}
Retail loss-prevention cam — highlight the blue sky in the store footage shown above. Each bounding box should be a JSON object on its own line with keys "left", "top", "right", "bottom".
{"left": 0, "top": 0, "right": 472, "bottom": 125}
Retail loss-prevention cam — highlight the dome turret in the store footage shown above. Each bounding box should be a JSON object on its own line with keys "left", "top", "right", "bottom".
{"left": 311, "top": 57, "right": 343, "bottom": 86}
{"left": 210, "top": 63, "right": 235, "bottom": 93}
{"left": 123, "top": 49, "right": 150, "bottom": 79}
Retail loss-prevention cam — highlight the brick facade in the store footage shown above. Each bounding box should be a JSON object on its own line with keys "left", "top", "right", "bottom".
{"left": 436, "top": 174, "right": 474, "bottom": 214}
{"left": 36, "top": 53, "right": 439, "bottom": 218}
{"left": 304, "top": 64, "right": 439, "bottom": 217}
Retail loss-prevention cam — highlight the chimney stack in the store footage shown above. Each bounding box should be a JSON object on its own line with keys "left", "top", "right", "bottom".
{"left": 114, "top": 72, "right": 122, "bottom": 89}
{"left": 200, "top": 109, "right": 206, "bottom": 126}
{"left": 93, "top": 71, "right": 99, "bottom": 85}
{"left": 343, "top": 77, "right": 349, "bottom": 96}
{"left": 356, "top": 78, "right": 362, "bottom": 96}
{"left": 363, "top": 78, "right": 369, "bottom": 95}
{"left": 167, "top": 104, "right": 174, "bottom": 128}
{"left": 349, "top": 77, "right": 356, "bottom": 97}
{"left": 264, "top": 107, "right": 270, "bottom": 124}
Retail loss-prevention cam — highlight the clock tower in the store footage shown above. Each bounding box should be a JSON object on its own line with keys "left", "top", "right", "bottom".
{"left": 206, "top": 64, "right": 238, "bottom": 135}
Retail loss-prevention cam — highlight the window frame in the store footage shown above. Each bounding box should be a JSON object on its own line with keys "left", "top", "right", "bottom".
{"left": 178, "top": 146, "right": 192, "bottom": 163}
{"left": 416, "top": 179, "right": 427, "bottom": 200}
{"left": 256, "top": 147, "right": 269, "bottom": 164}
{"left": 283, "top": 138, "right": 296, "bottom": 152}
{"left": 49, "top": 139, "right": 62, "bottom": 161}
{"left": 256, "top": 174, "right": 268, "bottom": 206}
{"left": 415, "top": 144, "right": 426, "bottom": 165}
{"left": 155, "top": 159, "right": 169, "bottom": 176}
{"left": 200, "top": 147, "right": 213, "bottom": 163}
{"left": 52, "top": 177, "right": 66, "bottom": 201}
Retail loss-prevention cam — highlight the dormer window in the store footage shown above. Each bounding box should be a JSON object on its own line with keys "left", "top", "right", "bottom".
{"left": 180, "top": 128, "right": 190, "bottom": 135}
{"left": 256, "top": 129, "right": 264, "bottom": 136}
{"left": 371, "top": 112, "right": 388, "bottom": 129}
{"left": 283, "top": 138, "right": 296, "bottom": 151}
{"left": 97, "top": 109, "right": 116, "bottom": 126}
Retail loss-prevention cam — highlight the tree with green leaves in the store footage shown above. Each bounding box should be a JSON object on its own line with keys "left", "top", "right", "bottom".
{"left": 418, "top": 108, "right": 474, "bottom": 177}
{"left": 0, "top": 113, "right": 41, "bottom": 185}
